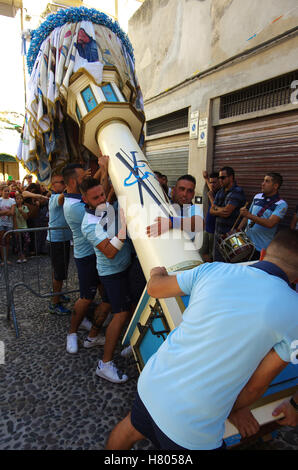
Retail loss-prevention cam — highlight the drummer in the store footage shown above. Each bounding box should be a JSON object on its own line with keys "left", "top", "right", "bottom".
{"left": 238, "top": 173, "right": 288, "bottom": 260}
{"left": 209, "top": 166, "right": 246, "bottom": 261}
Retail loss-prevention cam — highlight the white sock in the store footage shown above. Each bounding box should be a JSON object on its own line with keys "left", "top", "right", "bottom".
{"left": 100, "top": 360, "right": 111, "bottom": 367}
{"left": 87, "top": 336, "right": 96, "bottom": 342}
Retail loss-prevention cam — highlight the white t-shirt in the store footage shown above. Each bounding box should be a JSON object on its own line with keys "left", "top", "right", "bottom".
{"left": 0, "top": 197, "right": 15, "bottom": 228}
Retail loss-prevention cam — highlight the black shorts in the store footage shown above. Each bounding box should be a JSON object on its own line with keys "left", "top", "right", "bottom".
{"left": 131, "top": 392, "right": 226, "bottom": 451}
{"left": 74, "top": 253, "right": 99, "bottom": 300}
{"left": 128, "top": 255, "right": 146, "bottom": 305}
{"left": 99, "top": 268, "right": 133, "bottom": 314}
{"left": 99, "top": 257, "right": 146, "bottom": 314}
{"left": 48, "top": 241, "right": 70, "bottom": 281}
{"left": 131, "top": 392, "right": 188, "bottom": 450}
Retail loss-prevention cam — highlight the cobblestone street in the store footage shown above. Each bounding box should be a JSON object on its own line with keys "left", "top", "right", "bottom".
{"left": 0, "top": 255, "right": 297, "bottom": 451}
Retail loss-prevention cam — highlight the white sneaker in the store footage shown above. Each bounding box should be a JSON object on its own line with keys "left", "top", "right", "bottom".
{"left": 79, "top": 318, "right": 92, "bottom": 331}
{"left": 66, "top": 333, "right": 78, "bottom": 354}
{"left": 83, "top": 334, "right": 105, "bottom": 348}
{"left": 96, "top": 360, "right": 128, "bottom": 384}
{"left": 120, "top": 345, "right": 133, "bottom": 358}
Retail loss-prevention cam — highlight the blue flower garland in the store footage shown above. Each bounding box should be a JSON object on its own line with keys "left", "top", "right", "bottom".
{"left": 27, "top": 6, "right": 134, "bottom": 74}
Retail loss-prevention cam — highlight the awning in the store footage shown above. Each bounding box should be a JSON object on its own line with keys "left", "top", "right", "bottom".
{"left": 0, "top": 153, "right": 17, "bottom": 162}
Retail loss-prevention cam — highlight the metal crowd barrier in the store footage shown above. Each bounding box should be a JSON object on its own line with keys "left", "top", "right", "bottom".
{"left": 1, "top": 226, "right": 79, "bottom": 337}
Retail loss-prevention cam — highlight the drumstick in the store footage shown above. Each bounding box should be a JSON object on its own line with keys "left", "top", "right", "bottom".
{"left": 231, "top": 202, "right": 248, "bottom": 231}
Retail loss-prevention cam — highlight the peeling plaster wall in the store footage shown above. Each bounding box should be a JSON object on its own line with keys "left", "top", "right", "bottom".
{"left": 129, "top": 0, "right": 298, "bottom": 102}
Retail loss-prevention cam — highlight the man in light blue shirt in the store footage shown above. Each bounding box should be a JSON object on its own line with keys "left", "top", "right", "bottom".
{"left": 146, "top": 174, "right": 204, "bottom": 246}
{"left": 106, "top": 228, "right": 298, "bottom": 450}
{"left": 47, "top": 175, "right": 72, "bottom": 316}
{"left": 80, "top": 177, "right": 145, "bottom": 384}
{"left": 63, "top": 164, "right": 108, "bottom": 354}
{"left": 238, "top": 173, "right": 288, "bottom": 258}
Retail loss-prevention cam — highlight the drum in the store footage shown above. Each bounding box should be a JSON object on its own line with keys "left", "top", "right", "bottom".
{"left": 218, "top": 231, "right": 255, "bottom": 263}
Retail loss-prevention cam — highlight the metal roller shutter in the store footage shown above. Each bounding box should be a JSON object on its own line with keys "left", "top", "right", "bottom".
{"left": 213, "top": 110, "right": 298, "bottom": 226}
{"left": 146, "top": 148, "right": 189, "bottom": 187}
{"left": 145, "top": 132, "right": 189, "bottom": 187}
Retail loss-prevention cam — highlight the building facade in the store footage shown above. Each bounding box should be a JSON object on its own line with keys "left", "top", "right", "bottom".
{"left": 128, "top": 0, "right": 298, "bottom": 224}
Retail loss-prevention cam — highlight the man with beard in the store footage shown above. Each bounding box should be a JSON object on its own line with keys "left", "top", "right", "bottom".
{"left": 146, "top": 175, "right": 203, "bottom": 246}
{"left": 80, "top": 178, "right": 145, "bottom": 383}
{"left": 209, "top": 166, "right": 246, "bottom": 261}
{"left": 62, "top": 164, "right": 108, "bottom": 354}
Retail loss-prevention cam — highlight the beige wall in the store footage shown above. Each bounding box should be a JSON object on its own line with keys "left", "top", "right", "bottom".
{"left": 129, "top": 0, "right": 298, "bottom": 102}
{"left": 128, "top": 0, "right": 298, "bottom": 195}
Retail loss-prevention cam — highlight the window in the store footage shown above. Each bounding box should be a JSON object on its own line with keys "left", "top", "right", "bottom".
{"left": 102, "top": 84, "right": 119, "bottom": 103}
{"left": 81, "top": 86, "right": 97, "bottom": 112}
{"left": 220, "top": 70, "right": 298, "bottom": 119}
{"left": 76, "top": 104, "right": 81, "bottom": 121}
{"left": 146, "top": 108, "right": 189, "bottom": 136}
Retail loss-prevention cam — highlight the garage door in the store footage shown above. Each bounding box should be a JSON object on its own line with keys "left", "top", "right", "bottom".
{"left": 213, "top": 110, "right": 298, "bottom": 226}
{"left": 145, "top": 132, "right": 189, "bottom": 187}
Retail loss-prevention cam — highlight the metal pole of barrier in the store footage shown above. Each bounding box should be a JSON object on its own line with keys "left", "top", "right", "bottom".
{"left": 2, "top": 226, "right": 79, "bottom": 337}
{"left": 3, "top": 231, "right": 11, "bottom": 320}
{"left": 35, "top": 231, "right": 41, "bottom": 295}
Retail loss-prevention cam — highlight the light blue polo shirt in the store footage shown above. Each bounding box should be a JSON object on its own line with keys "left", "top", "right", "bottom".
{"left": 63, "top": 194, "right": 94, "bottom": 259}
{"left": 171, "top": 203, "right": 204, "bottom": 241}
{"left": 246, "top": 193, "right": 288, "bottom": 251}
{"left": 81, "top": 204, "right": 132, "bottom": 276}
{"left": 138, "top": 261, "right": 298, "bottom": 450}
{"left": 47, "top": 193, "right": 72, "bottom": 242}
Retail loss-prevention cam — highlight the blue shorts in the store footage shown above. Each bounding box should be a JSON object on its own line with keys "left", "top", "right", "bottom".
{"left": 131, "top": 391, "right": 226, "bottom": 450}
{"left": 74, "top": 253, "right": 99, "bottom": 300}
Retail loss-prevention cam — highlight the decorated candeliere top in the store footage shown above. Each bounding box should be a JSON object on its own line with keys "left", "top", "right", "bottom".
{"left": 27, "top": 6, "right": 135, "bottom": 74}
{"left": 17, "top": 6, "right": 143, "bottom": 185}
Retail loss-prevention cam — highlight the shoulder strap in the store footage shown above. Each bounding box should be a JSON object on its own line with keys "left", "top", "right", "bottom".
{"left": 256, "top": 194, "right": 280, "bottom": 218}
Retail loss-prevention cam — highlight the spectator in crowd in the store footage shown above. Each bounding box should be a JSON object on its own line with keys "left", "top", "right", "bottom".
{"left": 147, "top": 174, "right": 203, "bottom": 244}
{"left": 0, "top": 183, "right": 6, "bottom": 198}
{"left": 9, "top": 182, "right": 18, "bottom": 199}
{"left": 35, "top": 188, "right": 49, "bottom": 255}
{"left": 40, "top": 184, "right": 51, "bottom": 197}
{"left": 162, "top": 174, "right": 171, "bottom": 198}
{"left": 14, "top": 192, "right": 30, "bottom": 263}
{"left": 22, "top": 183, "right": 48, "bottom": 256}
{"left": 0, "top": 185, "right": 16, "bottom": 265}
{"left": 63, "top": 163, "right": 108, "bottom": 354}
{"left": 16, "top": 181, "right": 23, "bottom": 192}
{"left": 106, "top": 228, "right": 298, "bottom": 450}
{"left": 22, "top": 174, "right": 33, "bottom": 190}
{"left": 80, "top": 177, "right": 146, "bottom": 383}
{"left": 47, "top": 174, "right": 72, "bottom": 316}
{"left": 238, "top": 173, "right": 288, "bottom": 260}
{"left": 199, "top": 171, "right": 220, "bottom": 261}
{"left": 209, "top": 166, "right": 246, "bottom": 261}
{"left": 154, "top": 171, "right": 170, "bottom": 200}
{"left": 290, "top": 204, "right": 298, "bottom": 231}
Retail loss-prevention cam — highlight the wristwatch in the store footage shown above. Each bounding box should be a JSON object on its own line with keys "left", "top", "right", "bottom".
{"left": 290, "top": 397, "right": 298, "bottom": 411}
